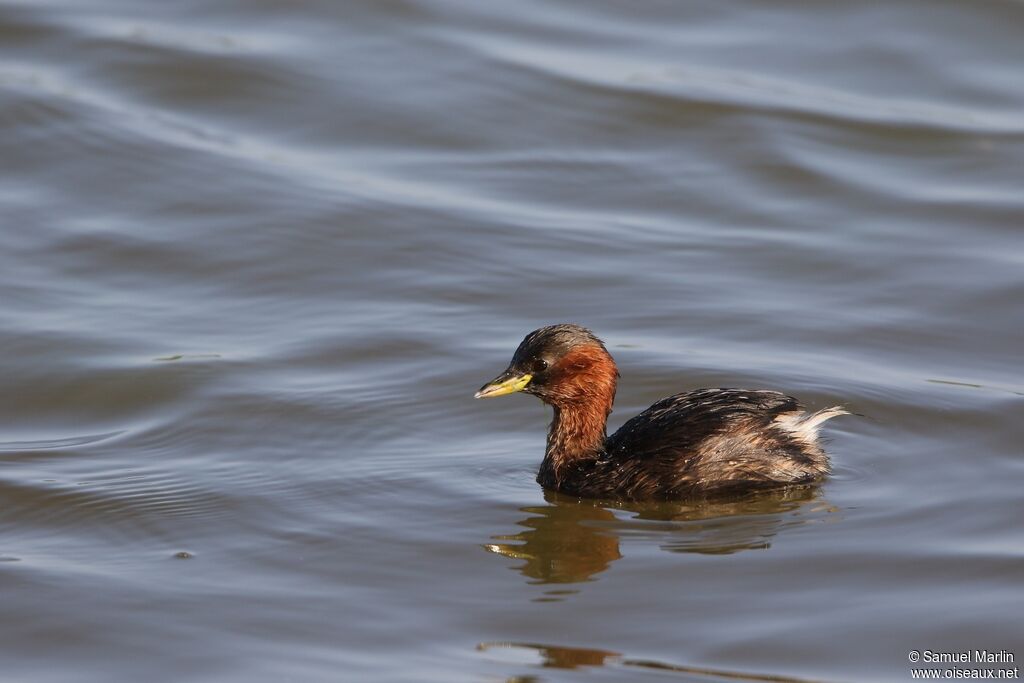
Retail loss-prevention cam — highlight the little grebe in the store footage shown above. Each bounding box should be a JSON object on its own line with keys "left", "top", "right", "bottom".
{"left": 475, "top": 324, "right": 846, "bottom": 500}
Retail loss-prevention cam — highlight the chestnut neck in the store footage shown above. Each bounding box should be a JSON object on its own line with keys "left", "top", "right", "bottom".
{"left": 538, "top": 345, "right": 618, "bottom": 486}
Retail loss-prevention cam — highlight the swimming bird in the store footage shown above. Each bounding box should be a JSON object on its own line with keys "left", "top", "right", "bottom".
{"left": 475, "top": 324, "right": 846, "bottom": 500}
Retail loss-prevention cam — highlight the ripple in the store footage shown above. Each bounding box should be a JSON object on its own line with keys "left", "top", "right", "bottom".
{"left": 0, "top": 431, "right": 124, "bottom": 452}
{"left": 448, "top": 32, "right": 1024, "bottom": 135}
{"left": 0, "top": 469, "right": 231, "bottom": 538}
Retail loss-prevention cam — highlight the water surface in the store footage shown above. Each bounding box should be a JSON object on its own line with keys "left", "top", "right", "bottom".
{"left": 1, "top": 0, "right": 1022, "bottom": 681}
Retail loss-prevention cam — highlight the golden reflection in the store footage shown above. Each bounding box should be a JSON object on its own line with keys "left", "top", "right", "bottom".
{"left": 485, "top": 491, "right": 622, "bottom": 585}
{"left": 485, "top": 487, "right": 831, "bottom": 585}
{"left": 478, "top": 641, "right": 825, "bottom": 682}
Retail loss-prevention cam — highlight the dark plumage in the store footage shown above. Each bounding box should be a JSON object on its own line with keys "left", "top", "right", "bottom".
{"left": 476, "top": 324, "right": 846, "bottom": 501}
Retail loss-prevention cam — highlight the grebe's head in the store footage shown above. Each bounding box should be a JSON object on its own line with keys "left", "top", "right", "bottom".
{"left": 475, "top": 324, "right": 617, "bottom": 408}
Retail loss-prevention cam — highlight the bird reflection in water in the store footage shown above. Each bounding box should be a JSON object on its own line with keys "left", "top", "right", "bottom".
{"left": 485, "top": 487, "right": 833, "bottom": 587}
{"left": 485, "top": 490, "right": 623, "bottom": 587}
{"left": 478, "top": 641, "right": 824, "bottom": 682}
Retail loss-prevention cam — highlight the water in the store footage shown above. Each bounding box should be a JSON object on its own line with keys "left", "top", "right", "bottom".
{"left": 1, "top": 0, "right": 1022, "bottom": 681}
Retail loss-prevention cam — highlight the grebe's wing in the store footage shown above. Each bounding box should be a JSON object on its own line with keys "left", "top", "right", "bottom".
{"left": 605, "top": 388, "right": 799, "bottom": 460}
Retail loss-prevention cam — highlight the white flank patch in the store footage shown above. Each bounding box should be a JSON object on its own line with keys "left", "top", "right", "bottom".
{"left": 774, "top": 407, "right": 849, "bottom": 443}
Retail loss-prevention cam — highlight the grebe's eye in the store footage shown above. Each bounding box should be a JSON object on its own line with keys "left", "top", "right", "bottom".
{"left": 532, "top": 358, "right": 548, "bottom": 373}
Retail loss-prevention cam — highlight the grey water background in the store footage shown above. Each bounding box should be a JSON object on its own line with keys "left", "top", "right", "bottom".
{"left": 2, "top": 0, "right": 1022, "bottom": 681}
